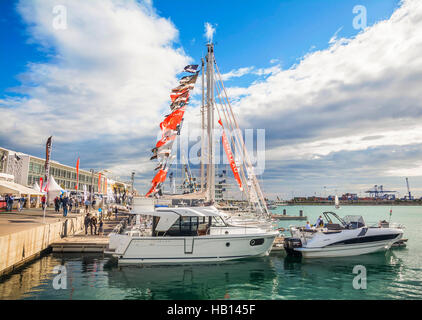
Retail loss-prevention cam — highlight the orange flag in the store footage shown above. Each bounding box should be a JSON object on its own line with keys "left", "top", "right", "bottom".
{"left": 98, "top": 173, "right": 102, "bottom": 193}
{"left": 146, "top": 169, "right": 168, "bottom": 197}
{"left": 219, "top": 119, "right": 243, "bottom": 191}
{"left": 160, "top": 106, "right": 186, "bottom": 131}
{"left": 75, "top": 157, "right": 80, "bottom": 190}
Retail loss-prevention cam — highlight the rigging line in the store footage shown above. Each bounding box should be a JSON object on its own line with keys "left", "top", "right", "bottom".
{"left": 213, "top": 72, "right": 261, "bottom": 214}
{"left": 213, "top": 74, "right": 251, "bottom": 195}
{"left": 213, "top": 81, "right": 260, "bottom": 214}
{"left": 214, "top": 83, "right": 250, "bottom": 200}
{"left": 214, "top": 60, "right": 269, "bottom": 216}
{"left": 214, "top": 82, "right": 268, "bottom": 217}
{"left": 214, "top": 79, "right": 252, "bottom": 205}
{"left": 213, "top": 79, "right": 261, "bottom": 214}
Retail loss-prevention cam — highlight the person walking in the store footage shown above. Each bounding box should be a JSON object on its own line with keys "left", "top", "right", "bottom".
{"left": 18, "top": 196, "right": 24, "bottom": 212}
{"left": 84, "top": 213, "right": 91, "bottom": 235}
{"left": 114, "top": 206, "right": 118, "bottom": 221}
{"left": 98, "top": 218, "right": 104, "bottom": 236}
{"left": 69, "top": 197, "right": 74, "bottom": 213}
{"left": 91, "top": 214, "right": 98, "bottom": 235}
{"left": 85, "top": 199, "right": 90, "bottom": 213}
{"left": 4, "top": 194, "right": 9, "bottom": 212}
{"left": 7, "top": 195, "right": 14, "bottom": 212}
{"left": 62, "top": 196, "right": 69, "bottom": 217}
{"left": 54, "top": 196, "right": 60, "bottom": 213}
{"left": 41, "top": 195, "right": 46, "bottom": 210}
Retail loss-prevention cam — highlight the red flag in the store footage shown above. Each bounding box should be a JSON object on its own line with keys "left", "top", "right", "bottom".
{"left": 39, "top": 177, "right": 43, "bottom": 192}
{"left": 156, "top": 130, "right": 177, "bottom": 149}
{"left": 98, "top": 173, "right": 102, "bottom": 193}
{"left": 219, "top": 119, "right": 243, "bottom": 191}
{"left": 76, "top": 157, "right": 80, "bottom": 190}
{"left": 153, "top": 169, "right": 168, "bottom": 184}
{"left": 170, "top": 89, "right": 189, "bottom": 102}
{"left": 160, "top": 106, "right": 186, "bottom": 131}
{"left": 145, "top": 169, "right": 168, "bottom": 197}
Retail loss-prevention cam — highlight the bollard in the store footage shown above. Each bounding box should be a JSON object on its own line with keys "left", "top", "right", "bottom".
{"left": 283, "top": 209, "right": 286, "bottom": 215}
{"left": 299, "top": 210, "right": 303, "bottom": 217}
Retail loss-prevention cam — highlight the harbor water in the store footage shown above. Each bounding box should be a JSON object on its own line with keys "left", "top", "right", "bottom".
{"left": 0, "top": 205, "right": 421, "bottom": 300}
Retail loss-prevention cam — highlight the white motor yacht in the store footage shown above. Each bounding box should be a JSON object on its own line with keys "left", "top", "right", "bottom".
{"left": 284, "top": 211, "right": 403, "bottom": 258}
{"left": 106, "top": 199, "right": 278, "bottom": 265}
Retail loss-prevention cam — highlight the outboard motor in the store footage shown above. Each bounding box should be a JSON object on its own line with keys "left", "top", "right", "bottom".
{"left": 284, "top": 237, "right": 302, "bottom": 257}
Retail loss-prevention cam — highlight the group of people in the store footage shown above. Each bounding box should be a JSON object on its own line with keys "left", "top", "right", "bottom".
{"left": 84, "top": 212, "right": 104, "bottom": 236}
{"left": 305, "top": 216, "right": 325, "bottom": 229}
{"left": 3, "top": 194, "right": 26, "bottom": 212}
{"left": 53, "top": 195, "right": 79, "bottom": 217}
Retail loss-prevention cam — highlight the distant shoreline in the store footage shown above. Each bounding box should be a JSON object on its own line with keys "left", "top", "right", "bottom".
{"left": 283, "top": 202, "right": 422, "bottom": 206}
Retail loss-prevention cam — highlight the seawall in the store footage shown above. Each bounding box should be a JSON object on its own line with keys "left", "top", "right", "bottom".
{"left": 0, "top": 215, "right": 84, "bottom": 277}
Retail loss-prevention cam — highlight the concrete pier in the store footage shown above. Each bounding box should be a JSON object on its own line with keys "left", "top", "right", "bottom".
{"left": 271, "top": 214, "right": 307, "bottom": 221}
{"left": 0, "top": 208, "right": 85, "bottom": 276}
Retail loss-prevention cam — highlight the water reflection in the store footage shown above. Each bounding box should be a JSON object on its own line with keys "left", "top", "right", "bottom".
{"left": 0, "top": 250, "right": 420, "bottom": 300}
{"left": 106, "top": 256, "right": 279, "bottom": 300}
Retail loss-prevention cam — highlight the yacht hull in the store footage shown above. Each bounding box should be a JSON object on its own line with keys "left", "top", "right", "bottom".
{"left": 296, "top": 239, "right": 396, "bottom": 258}
{"left": 110, "top": 233, "right": 277, "bottom": 265}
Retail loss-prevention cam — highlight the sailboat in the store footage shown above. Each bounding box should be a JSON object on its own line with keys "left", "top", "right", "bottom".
{"left": 106, "top": 42, "right": 278, "bottom": 264}
{"left": 334, "top": 195, "right": 340, "bottom": 209}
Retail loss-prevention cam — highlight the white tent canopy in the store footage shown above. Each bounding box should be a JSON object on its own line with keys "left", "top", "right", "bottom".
{"left": 0, "top": 180, "right": 44, "bottom": 196}
{"left": 45, "top": 176, "right": 66, "bottom": 202}
{"left": 33, "top": 182, "right": 43, "bottom": 193}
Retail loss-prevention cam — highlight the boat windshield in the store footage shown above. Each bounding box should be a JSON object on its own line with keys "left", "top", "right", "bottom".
{"left": 211, "top": 216, "right": 227, "bottom": 227}
{"left": 322, "top": 212, "right": 347, "bottom": 227}
{"left": 342, "top": 215, "right": 365, "bottom": 229}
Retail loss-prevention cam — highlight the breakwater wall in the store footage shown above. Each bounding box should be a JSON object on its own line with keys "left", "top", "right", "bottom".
{"left": 0, "top": 215, "right": 84, "bottom": 277}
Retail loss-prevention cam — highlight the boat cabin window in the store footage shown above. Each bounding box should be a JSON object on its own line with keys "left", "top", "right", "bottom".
{"left": 159, "top": 216, "right": 209, "bottom": 237}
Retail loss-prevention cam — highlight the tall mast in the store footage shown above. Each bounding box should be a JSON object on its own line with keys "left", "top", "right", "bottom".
{"left": 206, "top": 43, "right": 215, "bottom": 203}
{"left": 200, "top": 58, "right": 205, "bottom": 192}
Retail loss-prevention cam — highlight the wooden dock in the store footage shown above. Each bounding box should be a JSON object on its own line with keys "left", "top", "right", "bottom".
{"left": 50, "top": 213, "right": 130, "bottom": 253}
{"left": 51, "top": 235, "right": 110, "bottom": 253}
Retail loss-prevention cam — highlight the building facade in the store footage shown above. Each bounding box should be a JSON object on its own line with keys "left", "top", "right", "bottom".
{"left": 0, "top": 147, "right": 130, "bottom": 194}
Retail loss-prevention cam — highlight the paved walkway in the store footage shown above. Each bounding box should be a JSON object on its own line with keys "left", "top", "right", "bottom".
{"left": 0, "top": 207, "right": 119, "bottom": 237}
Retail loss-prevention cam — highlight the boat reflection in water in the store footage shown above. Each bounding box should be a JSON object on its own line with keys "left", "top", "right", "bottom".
{"left": 0, "top": 251, "right": 413, "bottom": 300}
{"left": 105, "top": 256, "right": 279, "bottom": 300}
{"left": 281, "top": 251, "right": 410, "bottom": 299}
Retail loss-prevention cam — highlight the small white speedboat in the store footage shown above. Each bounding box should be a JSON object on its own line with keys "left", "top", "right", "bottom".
{"left": 284, "top": 211, "right": 403, "bottom": 258}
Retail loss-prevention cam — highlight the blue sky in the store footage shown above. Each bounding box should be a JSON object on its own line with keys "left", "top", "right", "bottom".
{"left": 1, "top": 0, "right": 399, "bottom": 94}
{"left": 2, "top": 0, "right": 422, "bottom": 199}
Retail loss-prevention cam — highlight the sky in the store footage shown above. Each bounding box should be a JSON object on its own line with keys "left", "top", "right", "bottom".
{"left": 1, "top": 0, "right": 422, "bottom": 199}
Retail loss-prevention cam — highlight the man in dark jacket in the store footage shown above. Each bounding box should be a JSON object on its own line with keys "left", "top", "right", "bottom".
{"left": 84, "top": 213, "right": 91, "bottom": 235}
{"left": 54, "top": 197, "right": 60, "bottom": 212}
{"left": 91, "top": 215, "right": 98, "bottom": 235}
{"left": 62, "top": 196, "right": 69, "bottom": 217}
{"left": 7, "top": 195, "right": 14, "bottom": 212}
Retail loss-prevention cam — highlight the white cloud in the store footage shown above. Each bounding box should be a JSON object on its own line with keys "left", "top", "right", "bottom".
{"left": 204, "top": 22, "right": 216, "bottom": 43}
{"left": 220, "top": 65, "right": 281, "bottom": 81}
{"left": 233, "top": 0, "right": 422, "bottom": 163}
{"left": 328, "top": 26, "right": 343, "bottom": 44}
{"left": 220, "top": 67, "right": 254, "bottom": 81}
{"left": 0, "top": 0, "right": 190, "bottom": 147}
